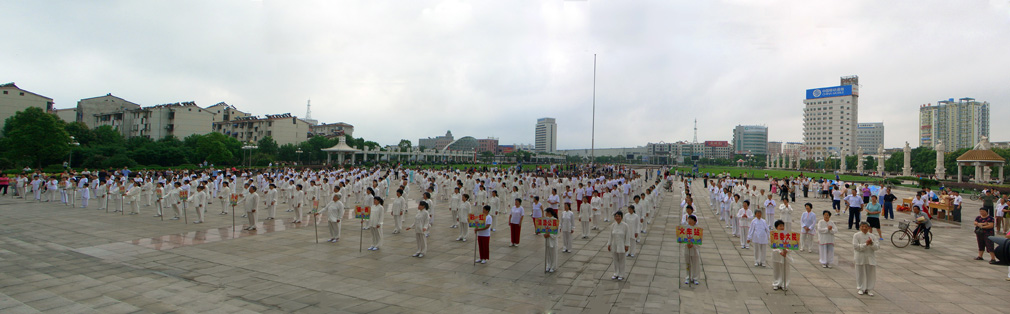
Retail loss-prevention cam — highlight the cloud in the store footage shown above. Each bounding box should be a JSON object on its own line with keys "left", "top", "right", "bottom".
{"left": 1, "top": 0, "right": 1006, "bottom": 149}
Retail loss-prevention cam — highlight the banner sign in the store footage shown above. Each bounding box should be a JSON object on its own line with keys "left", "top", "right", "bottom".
{"left": 676, "top": 226, "right": 703, "bottom": 245}
{"left": 355, "top": 206, "right": 371, "bottom": 220}
{"left": 468, "top": 214, "right": 487, "bottom": 229}
{"left": 534, "top": 218, "right": 559, "bottom": 235}
{"left": 770, "top": 231, "right": 800, "bottom": 250}
{"left": 806, "top": 85, "right": 853, "bottom": 99}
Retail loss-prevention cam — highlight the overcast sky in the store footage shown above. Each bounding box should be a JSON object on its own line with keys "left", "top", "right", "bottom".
{"left": 2, "top": 0, "right": 1008, "bottom": 149}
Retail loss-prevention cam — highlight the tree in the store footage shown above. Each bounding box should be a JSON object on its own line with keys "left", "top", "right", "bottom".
{"left": 398, "top": 139, "right": 412, "bottom": 152}
{"left": 64, "top": 122, "right": 95, "bottom": 146}
{"left": 258, "top": 136, "right": 279, "bottom": 156}
{"left": 92, "top": 125, "right": 125, "bottom": 146}
{"left": 1, "top": 107, "right": 71, "bottom": 168}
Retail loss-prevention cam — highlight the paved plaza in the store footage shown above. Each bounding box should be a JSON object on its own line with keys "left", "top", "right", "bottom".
{"left": 1, "top": 179, "right": 1009, "bottom": 313}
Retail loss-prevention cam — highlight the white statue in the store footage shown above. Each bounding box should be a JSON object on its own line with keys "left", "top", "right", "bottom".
{"left": 902, "top": 142, "right": 912, "bottom": 176}
{"left": 974, "top": 136, "right": 991, "bottom": 150}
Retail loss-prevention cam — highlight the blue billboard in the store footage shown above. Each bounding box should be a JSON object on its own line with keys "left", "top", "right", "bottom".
{"left": 806, "top": 85, "right": 853, "bottom": 99}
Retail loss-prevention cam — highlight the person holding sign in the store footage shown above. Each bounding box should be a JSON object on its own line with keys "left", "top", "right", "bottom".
{"left": 560, "top": 203, "right": 575, "bottom": 253}
{"left": 817, "top": 211, "right": 837, "bottom": 268}
{"left": 771, "top": 220, "right": 793, "bottom": 291}
{"left": 318, "top": 194, "right": 345, "bottom": 242}
{"left": 457, "top": 194, "right": 472, "bottom": 242}
{"left": 367, "top": 197, "right": 385, "bottom": 251}
{"left": 852, "top": 221, "right": 880, "bottom": 296}
{"left": 475, "top": 205, "right": 492, "bottom": 263}
{"left": 406, "top": 201, "right": 431, "bottom": 257}
{"left": 607, "top": 211, "right": 631, "bottom": 281}
{"left": 746, "top": 210, "right": 770, "bottom": 267}
{"left": 243, "top": 186, "right": 260, "bottom": 230}
{"left": 542, "top": 208, "right": 559, "bottom": 272}
{"left": 683, "top": 215, "right": 701, "bottom": 285}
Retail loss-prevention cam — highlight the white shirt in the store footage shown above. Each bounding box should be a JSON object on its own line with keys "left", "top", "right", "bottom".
{"left": 509, "top": 206, "right": 525, "bottom": 224}
{"left": 747, "top": 218, "right": 769, "bottom": 244}
{"left": 476, "top": 215, "right": 492, "bottom": 237}
{"left": 852, "top": 231, "right": 880, "bottom": 265}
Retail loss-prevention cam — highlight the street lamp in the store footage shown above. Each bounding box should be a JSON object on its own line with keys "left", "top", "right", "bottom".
{"left": 241, "top": 143, "right": 258, "bottom": 168}
{"left": 296, "top": 149, "right": 303, "bottom": 165}
{"left": 67, "top": 136, "right": 79, "bottom": 170}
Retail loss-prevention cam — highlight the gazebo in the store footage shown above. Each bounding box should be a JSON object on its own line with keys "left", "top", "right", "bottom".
{"left": 322, "top": 140, "right": 361, "bottom": 165}
{"left": 955, "top": 136, "right": 1005, "bottom": 183}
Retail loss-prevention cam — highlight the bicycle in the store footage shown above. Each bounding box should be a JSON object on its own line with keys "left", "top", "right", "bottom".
{"left": 891, "top": 219, "right": 932, "bottom": 248}
{"left": 967, "top": 189, "right": 982, "bottom": 201}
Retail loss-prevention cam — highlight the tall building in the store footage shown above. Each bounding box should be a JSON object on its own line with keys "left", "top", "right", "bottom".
{"left": 535, "top": 117, "right": 557, "bottom": 153}
{"left": 732, "top": 125, "right": 768, "bottom": 155}
{"left": 419, "top": 131, "right": 454, "bottom": 150}
{"left": 0, "top": 83, "right": 53, "bottom": 133}
{"left": 476, "top": 137, "right": 499, "bottom": 153}
{"left": 802, "top": 75, "right": 860, "bottom": 160}
{"left": 767, "top": 141, "right": 783, "bottom": 156}
{"left": 77, "top": 94, "right": 141, "bottom": 132}
{"left": 919, "top": 97, "right": 990, "bottom": 151}
{"left": 703, "top": 141, "right": 733, "bottom": 159}
{"left": 213, "top": 113, "right": 311, "bottom": 146}
{"left": 856, "top": 122, "right": 885, "bottom": 154}
{"left": 124, "top": 102, "right": 215, "bottom": 140}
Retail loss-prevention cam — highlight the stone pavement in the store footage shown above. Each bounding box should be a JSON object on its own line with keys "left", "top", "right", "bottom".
{"left": 0, "top": 180, "right": 1008, "bottom": 313}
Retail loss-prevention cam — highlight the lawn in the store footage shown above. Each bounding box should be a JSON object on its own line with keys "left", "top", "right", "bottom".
{"left": 673, "top": 166, "right": 880, "bottom": 182}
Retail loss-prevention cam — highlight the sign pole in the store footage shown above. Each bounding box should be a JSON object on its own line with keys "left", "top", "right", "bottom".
{"left": 183, "top": 202, "right": 188, "bottom": 224}
{"left": 158, "top": 199, "right": 163, "bottom": 221}
{"left": 782, "top": 256, "right": 788, "bottom": 295}
{"left": 473, "top": 230, "right": 478, "bottom": 267}
{"left": 105, "top": 194, "right": 109, "bottom": 213}
{"left": 121, "top": 194, "right": 125, "bottom": 215}
{"left": 314, "top": 212, "right": 320, "bottom": 244}
{"left": 231, "top": 204, "right": 236, "bottom": 232}
{"left": 359, "top": 219, "right": 364, "bottom": 253}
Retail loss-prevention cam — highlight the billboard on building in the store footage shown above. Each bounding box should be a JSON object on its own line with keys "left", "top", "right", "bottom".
{"left": 805, "top": 85, "right": 853, "bottom": 99}
{"left": 704, "top": 141, "right": 729, "bottom": 147}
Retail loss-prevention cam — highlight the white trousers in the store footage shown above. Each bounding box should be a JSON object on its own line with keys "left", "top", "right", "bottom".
{"left": 195, "top": 205, "right": 205, "bottom": 221}
{"left": 753, "top": 245, "right": 767, "bottom": 265}
{"left": 392, "top": 214, "right": 403, "bottom": 232}
{"left": 581, "top": 220, "right": 591, "bottom": 237}
{"left": 819, "top": 244, "right": 835, "bottom": 265}
{"left": 458, "top": 218, "right": 469, "bottom": 240}
{"left": 612, "top": 252, "right": 626, "bottom": 277}
{"left": 731, "top": 217, "right": 739, "bottom": 236}
{"left": 739, "top": 226, "right": 749, "bottom": 247}
{"left": 772, "top": 260, "right": 789, "bottom": 288}
{"left": 562, "top": 231, "right": 572, "bottom": 251}
{"left": 370, "top": 227, "right": 383, "bottom": 248}
{"left": 685, "top": 249, "right": 701, "bottom": 280}
{"left": 800, "top": 233, "right": 816, "bottom": 252}
{"left": 855, "top": 264, "right": 876, "bottom": 291}
{"left": 415, "top": 232, "right": 427, "bottom": 254}
{"left": 328, "top": 221, "right": 341, "bottom": 238}
{"left": 247, "top": 211, "right": 257, "bottom": 227}
{"left": 545, "top": 238, "right": 558, "bottom": 270}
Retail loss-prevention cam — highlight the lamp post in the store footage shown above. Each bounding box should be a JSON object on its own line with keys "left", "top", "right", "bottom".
{"left": 67, "top": 136, "right": 79, "bottom": 169}
{"left": 296, "top": 149, "right": 303, "bottom": 165}
{"left": 241, "top": 143, "right": 258, "bottom": 168}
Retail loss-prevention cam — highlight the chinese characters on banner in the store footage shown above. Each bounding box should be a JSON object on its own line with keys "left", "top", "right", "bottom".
{"left": 468, "top": 214, "right": 487, "bottom": 229}
{"left": 230, "top": 194, "right": 239, "bottom": 206}
{"left": 533, "top": 218, "right": 559, "bottom": 235}
{"left": 676, "top": 226, "right": 703, "bottom": 245}
{"left": 178, "top": 190, "right": 188, "bottom": 202}
{"left": 355, "top": 206, "right": 371, "bottom": 220}
{"left": 770, "top": 231, "right": 800, "bottom": 250}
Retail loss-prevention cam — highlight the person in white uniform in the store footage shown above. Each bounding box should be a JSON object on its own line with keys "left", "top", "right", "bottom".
{"left": 799, "top": 203, "right": 817, "bottom": 253}
{"left": 243, "top": 186, "right": 260, "bottom": 230}
{"left": 391, "top": 189, "right": 406, "bottom": 234}
{"left": 747, "top": 210, "right": 770, "bottom": 267}
{"left": 367, "top": 197, "right": 385, "bottom": 250}
{"left": 853, "top": 221, "right": 880, "bottom": 296}
{"left": 406, "top": 201, "right": 431, "bottom": 257}
{"left": 683, "top": 215, "right": 701, "bottom": 285}
{"left": 189, "top": 185, "right": 208, "bottom": 223}
{"left": 542, "top": 208, "right": 559, "bottom": 272}
{"left": 560, "top": 203, "right": 575, "bottom": 253}
{"left": 817, "top": 211, "right": 837, "bottom": 268}
{"left": 737, "top": 200, "right": 754, "bottom": 249}
{"left": 607, "top": 211, "right": 632, "bottom": 281}
{"left": 320, "top": 193, "right": 344, "bottom": 242}
{"left": 771, "top": 220, "right": 792, "bottom": 291}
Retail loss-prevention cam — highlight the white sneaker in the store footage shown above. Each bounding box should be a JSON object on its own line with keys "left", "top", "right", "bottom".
{"left": 481, "top": 259, "right": 486, "bottom": 264}
{"left": 476, "top": 259, "right": 483, "bottom": 263}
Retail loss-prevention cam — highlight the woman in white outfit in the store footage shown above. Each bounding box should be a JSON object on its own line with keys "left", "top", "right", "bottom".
{"left": 817, "top": 211, "right": 837, "bottom": 268}
{"left": 853, "top": 221, "right": 880, "bottom": 296}
{"left": 560, "top": 203, "right": 575, "bottom": 253}
{"left": 406, "top": 201, "right": 430, "bottom": 257}
{"left": 746, "top": 210, "right": 769, "bottom": 267}
{"left": 367, "top": 197, "right": 385, "bottom": 251}
{"left": 799, "top": 203, "right": 817, "bottom": 252}
{"left": 606, "top": 211, "right": 632, "bottom": 281}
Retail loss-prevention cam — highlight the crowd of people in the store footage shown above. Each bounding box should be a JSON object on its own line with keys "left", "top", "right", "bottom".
{"left": 4, "top": 165, "right": 1008, "bottom": 291}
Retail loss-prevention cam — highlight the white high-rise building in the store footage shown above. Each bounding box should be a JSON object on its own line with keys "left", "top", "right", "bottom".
{"left": 535, "top": 117, "right": 557, "bottom": 153}
{"left": 803, "top": 75, "right": 859, "bottom": 160}
{"left": 919, "top": 97, "right": 989, "bottom": 151}
{"left": 856, "top": 122, "right": 885, "bottom": 154}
